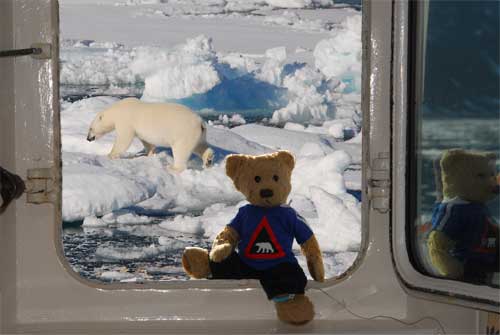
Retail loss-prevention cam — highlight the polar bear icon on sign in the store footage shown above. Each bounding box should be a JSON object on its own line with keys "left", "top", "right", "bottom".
{"left": 255, "top": 242, "right": 274, "bottom": 253}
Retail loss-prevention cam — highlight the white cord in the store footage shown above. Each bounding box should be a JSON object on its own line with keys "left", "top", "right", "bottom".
{"left": 319, "top": 288, "right": 447, "bottom": 334}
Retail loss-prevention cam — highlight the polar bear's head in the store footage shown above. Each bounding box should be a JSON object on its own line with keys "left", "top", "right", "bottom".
{"left": 87, "top": 111, "right": 115, "bottom": 142}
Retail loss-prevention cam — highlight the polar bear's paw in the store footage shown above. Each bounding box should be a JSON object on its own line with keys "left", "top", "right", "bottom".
{"left": 167, "top": 165, "right": 186, "bottom": 174}
{"left": 108, "top": 153, "right": 121, "bottom": 160}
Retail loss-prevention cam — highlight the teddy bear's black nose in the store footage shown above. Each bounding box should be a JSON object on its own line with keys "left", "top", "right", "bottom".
{"left": 260, "top": 189, "right": 274, "bottom": 198}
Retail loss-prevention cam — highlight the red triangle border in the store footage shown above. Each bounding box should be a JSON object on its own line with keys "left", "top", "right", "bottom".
{"left": 244, "top": 216, "right": 286, "bottom": 260}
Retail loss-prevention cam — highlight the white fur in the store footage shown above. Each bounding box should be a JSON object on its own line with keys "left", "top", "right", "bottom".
{"left": 87, "top": 98, "right": 214, "bottom": 172}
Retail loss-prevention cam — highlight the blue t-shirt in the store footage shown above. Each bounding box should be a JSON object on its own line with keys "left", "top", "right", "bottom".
{"left": 431, "top": 198, "right": 498, "bottom": 263}
{"left": 228, "top": 204, "right": 313, "bottom": 270}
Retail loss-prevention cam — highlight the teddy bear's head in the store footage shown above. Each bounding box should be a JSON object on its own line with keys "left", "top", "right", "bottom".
{"left": 226, "top": 151, "right": 295, "bottom": 207}
{"left": 441, "top": 149, "right": 499, "bottom": 203}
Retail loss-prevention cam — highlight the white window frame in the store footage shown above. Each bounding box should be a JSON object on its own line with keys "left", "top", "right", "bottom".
{"left": 391, "top": 0, "right": 500, "bottom": 311}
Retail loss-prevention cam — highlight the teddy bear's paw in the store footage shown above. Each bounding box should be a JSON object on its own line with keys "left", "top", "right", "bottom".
{"left": 274, "top": 294, "right": 314, "bottom": 325}
{"left": 209, "top": 243, "right": 233, "bottom": 263}
{"left": 182, "top": 247, "right": 210, "bottom": 279}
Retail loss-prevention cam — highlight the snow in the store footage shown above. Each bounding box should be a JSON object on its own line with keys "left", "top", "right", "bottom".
{"left": 266, "top": 0, "right": 334, "bottom": 8}
{"left": 59, "top": 0, "right": 363, "bottom": 279}
{"left": 96, "top": 241, "right": 187, "bottom": 262}
{"left": 310, "top": 187, "right": 361, "bottom": 252}
{"left": 100, "top": 270, "right": 138, "bottom": 283}
{"left": 60, "top": 41, "right": 137, "bottom": 86}
{"left": 263, "top": 11, "right": 330, "bottom": 32}
{"left": 230, "top": 124, "right": 361, "bottom": 163}
{"left": 63, "top": 162, "right": 156, "bottom": 222}
{"left": 271, "top": 66, "right": 333, "bottom": 124}
{"left": 132, "top": 36, "right": 221, "bottom": 100}
{"left": 314, "top": 13, "right": 362, "bottom": 93}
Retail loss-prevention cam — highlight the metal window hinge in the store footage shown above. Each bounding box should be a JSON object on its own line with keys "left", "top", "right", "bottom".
{"left": 367, "top": 152, "right": 390, "bottom": 213}
{"left": 25, "top": 167, "right": 55, "bottom": 204}
{"left": 0, "top": 43, "right": 52, "bottom": 59}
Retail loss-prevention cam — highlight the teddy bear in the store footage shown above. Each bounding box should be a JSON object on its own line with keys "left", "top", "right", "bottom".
{"left": 181, "top": 150, "right": 325, "bottom": 325}
{"left": 427, "top": 149, "right": 499, "bottom": 285}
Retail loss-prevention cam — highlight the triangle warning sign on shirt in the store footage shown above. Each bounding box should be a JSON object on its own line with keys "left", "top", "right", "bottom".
{"left": 244, "top": 216, "right": 286, "bottom": 260}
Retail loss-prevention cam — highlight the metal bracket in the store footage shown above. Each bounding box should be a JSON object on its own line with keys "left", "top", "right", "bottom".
{"left": 367, "top": 152, "right": 390, "bottom": 213}
{"left": 25, "top": 167, "right": 55, "bottom": 204}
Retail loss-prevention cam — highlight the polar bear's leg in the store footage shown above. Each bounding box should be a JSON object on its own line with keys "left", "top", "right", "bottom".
{"left": 193, "top": 142, "right": 213, "bottom": 167}
{"left": 169, "top": 140, "right": 197, "bottom": 172}
{"left": 140, "top": 140, "right": 156, "bottom": 157}
{"left": 108, "top": 127, "right": 135, "bottom": 159}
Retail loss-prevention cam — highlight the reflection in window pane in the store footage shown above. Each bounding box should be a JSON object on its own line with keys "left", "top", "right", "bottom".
{"left": 59, "top": 0, "right": 363, "bottom": 284}
{"left": 412, "top": 1, "right": 499, "bottom": 288}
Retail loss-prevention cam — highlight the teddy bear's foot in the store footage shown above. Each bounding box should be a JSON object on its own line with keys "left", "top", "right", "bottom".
{"left": 182, "top": 247, "right": 211, "bottom": 279}
{"left": 274, "top": 294, "right": 314, "bottom": 325}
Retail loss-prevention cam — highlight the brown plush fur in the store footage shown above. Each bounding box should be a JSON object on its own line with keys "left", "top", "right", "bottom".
{"left": 210, "top": 226, "right": 239, "bottom": 263}
{"left": 225, "top": 151, "right": 294, "bottom": 208}
{"left": 300, "top": 235, "right": 325, "bottom": 282}
{"left": 275, "top": 294, "right": 314, "bottom": 325}
{"left": 182, "top": 150, "right": 324, "bottom": 325}
{"left": 441, "top": 149, "right": 498, "bottom": 203}
{"left": 182, "top": 247, "right": 210, "bottom": 279}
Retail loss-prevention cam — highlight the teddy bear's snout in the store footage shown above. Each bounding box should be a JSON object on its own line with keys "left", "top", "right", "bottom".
{"left": 260, "top": 189, "right": 274, "bottom": 198}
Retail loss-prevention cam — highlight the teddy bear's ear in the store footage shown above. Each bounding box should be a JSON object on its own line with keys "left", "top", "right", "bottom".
{"left": 226, "top": 154, "right": 247, "bottom": 182}
{"left": 276, "top": 151, "right": 295, "bottom": 171}
{"left": 440, "top": 149, "right": 467, "bottom": 173}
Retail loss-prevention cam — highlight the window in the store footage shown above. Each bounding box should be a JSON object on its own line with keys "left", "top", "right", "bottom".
{"left": 409, "top": 0, "right": 499, "bottom": 292}
{"left": 59, "top": 0, "right": 364, "bottom": 285}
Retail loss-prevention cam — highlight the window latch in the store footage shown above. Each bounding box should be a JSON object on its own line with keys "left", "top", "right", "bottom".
{"left": 0, "top": 43, "right": 51, "bottom": 59}
{"left": 25, "top": 168, "right": 56, "bottom": 204}
{"left": 367, "top": 152, "right": 390, "bottom": 213}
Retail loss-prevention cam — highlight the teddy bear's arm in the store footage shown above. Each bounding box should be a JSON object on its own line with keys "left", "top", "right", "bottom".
{"left": 209, "top": 226, "right": 240, "bottom": 263}
{"left": 300, "top": 235, "right": 325, "bottom": 282}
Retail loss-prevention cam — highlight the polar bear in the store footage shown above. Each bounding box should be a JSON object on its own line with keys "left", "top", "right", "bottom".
{"left": 87, "top": 98, "right": 214, "bottom": 172}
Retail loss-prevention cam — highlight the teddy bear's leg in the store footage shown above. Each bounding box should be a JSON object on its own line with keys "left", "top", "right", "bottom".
{"left": 259, "top": 262, "right": 314, "bottom": 325}
{"left": 274, "top": 294, "right": 314, "bottom": 325}
{"left": 209, "top": 251, "right": 260, "bottom": 280}
{"left": 182, "top": 247, "right": 211, "bottom": 279}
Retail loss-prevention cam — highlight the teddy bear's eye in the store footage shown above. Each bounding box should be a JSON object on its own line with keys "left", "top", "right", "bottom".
{"left": 273, "top": 175, "right": 279, "bottom": 182}
{"left": 254, "top": 176, "right": 261, "bottom": 183}
{"left": 477, "top": 173, "right": 486, "bottom": 178}
{"left": 99, "top": 115, "right": 103, "bottom": 121}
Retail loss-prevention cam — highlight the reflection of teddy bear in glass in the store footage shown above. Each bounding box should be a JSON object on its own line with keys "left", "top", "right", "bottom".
{"left": 182, "top": 151, "right": 325, "bottom": 325}
{"left": 428, "top": 149, "right": 500, "bottom": 285}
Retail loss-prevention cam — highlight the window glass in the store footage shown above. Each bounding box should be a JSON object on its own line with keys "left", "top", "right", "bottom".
{"left": 60, "top": 0, "right": 363, "bottom": 284}
{"left": 411, "top": 1, "right": 499, "bottom": 288}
